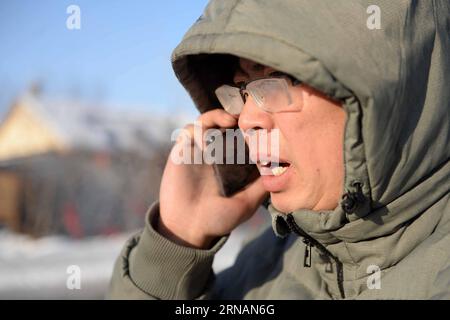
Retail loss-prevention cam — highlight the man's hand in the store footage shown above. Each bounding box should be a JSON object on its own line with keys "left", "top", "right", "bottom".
{"left": 158, "top": 109, "right": 267, "bottom": 249}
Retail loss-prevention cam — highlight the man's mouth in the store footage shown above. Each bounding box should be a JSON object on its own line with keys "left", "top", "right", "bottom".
{"left": 256, "top": 158, "right": 293, "bottom": 192}
{"left": 258, "top": 160, "right": 291, "bottom": 176}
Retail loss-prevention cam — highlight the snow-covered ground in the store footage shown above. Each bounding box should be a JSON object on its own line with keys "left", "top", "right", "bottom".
{"left": 0, "top": 226, "right": 253, "bottom": 299}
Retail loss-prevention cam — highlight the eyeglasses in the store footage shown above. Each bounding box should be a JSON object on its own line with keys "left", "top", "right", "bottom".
{"left": 215, "top": 73, "right": 302, "bottom": 115}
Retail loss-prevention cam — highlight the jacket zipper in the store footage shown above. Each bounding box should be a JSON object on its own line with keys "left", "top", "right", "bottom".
{"left": 285, "top": 214, "right": 346, "bottom": 299}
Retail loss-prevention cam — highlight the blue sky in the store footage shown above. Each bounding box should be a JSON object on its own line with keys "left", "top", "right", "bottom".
{"left": 0, "top": 0, "right": 210, "bottom": 118}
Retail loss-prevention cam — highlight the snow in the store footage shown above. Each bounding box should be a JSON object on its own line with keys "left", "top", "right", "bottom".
{"left": 0, "top": 230, "right": 130, "bottom": 299}
{"left": 0, "top": 227, "right": 250, "bottom": 299}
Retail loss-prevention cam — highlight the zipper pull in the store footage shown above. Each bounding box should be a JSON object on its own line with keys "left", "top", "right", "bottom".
{"left": 303, "top": 239, "right": 312, "bottom": 268}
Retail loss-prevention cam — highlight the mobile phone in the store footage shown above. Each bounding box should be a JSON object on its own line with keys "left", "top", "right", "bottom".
{"left": 209, "top": 127, "right": 260, "bottom": 197}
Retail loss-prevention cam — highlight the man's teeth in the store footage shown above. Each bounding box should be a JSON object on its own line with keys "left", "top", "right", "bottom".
{"left": 258, "top": 160, "right": 289, "bottom": 176}
{"left": 271, "top": 166, "right": 287, "bottom": 176}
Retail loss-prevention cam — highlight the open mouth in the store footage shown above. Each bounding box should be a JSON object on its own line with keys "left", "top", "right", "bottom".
{"left": 259, "top": 160, "right": 291, "bottom": 176}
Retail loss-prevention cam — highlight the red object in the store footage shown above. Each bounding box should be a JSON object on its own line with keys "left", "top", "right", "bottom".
{"left": 101, "top": 226, "right": 120, "bottom": 236}
{"left": 63, "top": 202, "right": 84, "bottom": 238}
{"left": 93, "top": 152, "right": 111, "bottom": 168}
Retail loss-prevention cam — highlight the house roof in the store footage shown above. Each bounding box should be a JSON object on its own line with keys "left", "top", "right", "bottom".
{"left": 11, "top": 93, "right": 185, "bottom": 156}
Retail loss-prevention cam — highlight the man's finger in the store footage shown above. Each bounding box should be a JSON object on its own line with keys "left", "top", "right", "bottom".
{"left": 236, "top": 176, "right": 268, "bottom": 209}
{"left": 197, "top": 109, "right": 238, "bottom": 129}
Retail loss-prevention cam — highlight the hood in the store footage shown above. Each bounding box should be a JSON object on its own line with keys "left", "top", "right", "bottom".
{"left": 171, "top": 0, "right": 450, "bottom": 292}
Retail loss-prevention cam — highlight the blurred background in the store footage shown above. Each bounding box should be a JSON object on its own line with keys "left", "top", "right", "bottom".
{"left": 0, "top": 0, "right": 269, "bottom": 299}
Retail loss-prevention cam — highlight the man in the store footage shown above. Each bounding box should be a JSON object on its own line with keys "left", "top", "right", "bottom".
{"left": 108, "top": 0, "right": 450, "bottom": 299}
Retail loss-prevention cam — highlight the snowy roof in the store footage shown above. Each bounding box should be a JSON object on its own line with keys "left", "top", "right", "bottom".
{"left": 15, "top": 94, "right": 187, "bottom": 155}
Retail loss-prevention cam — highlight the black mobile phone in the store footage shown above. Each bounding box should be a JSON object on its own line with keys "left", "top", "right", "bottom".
{"left": 209, "top": 127, "right": 260, "bottom": 197}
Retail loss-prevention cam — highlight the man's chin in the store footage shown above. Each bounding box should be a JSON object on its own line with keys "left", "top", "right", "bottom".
{"left": 270, "top": 194, "right": 299, "bottom": 214}
{"left": 270, "top": 190, "right": 319, "bottom": 214}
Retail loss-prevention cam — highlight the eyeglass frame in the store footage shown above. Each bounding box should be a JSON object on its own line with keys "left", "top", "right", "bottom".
{"left": 215, "top": 72, "right": 302, "bottom": 114}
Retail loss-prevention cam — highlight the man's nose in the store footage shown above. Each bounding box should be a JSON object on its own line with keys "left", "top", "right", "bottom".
{"left": 238, "top": 95, "right": 274, "bottom": 132}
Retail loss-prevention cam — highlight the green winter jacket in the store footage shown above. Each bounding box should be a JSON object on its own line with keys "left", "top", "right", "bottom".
{"left": 108, "top": 0, "right": 450, "bottom": 299}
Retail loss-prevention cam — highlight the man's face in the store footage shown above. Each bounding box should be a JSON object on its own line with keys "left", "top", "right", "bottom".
{"left": 234, "top": 58, "right": 346, "bottom": 213}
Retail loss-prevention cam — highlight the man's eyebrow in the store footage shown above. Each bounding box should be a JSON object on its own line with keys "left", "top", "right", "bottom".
{"left": 233, "top": 63, "right": 267, "bottom": 84}
{"left": 237, "top": 61, "right": 265, "bottom": 73}
{"left": 251, "top": 63, "right": 265, "bottom": 71}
